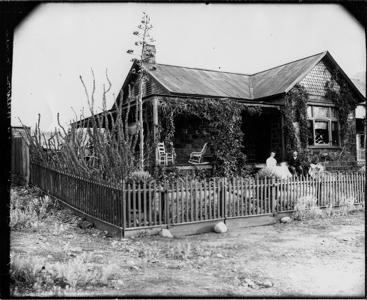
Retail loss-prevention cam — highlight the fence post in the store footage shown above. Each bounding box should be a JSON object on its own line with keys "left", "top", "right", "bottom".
{"left": 162, "top": 181, "right": 168, "bottom": 226}
{"left": 271, "top": 177, "right": 276, "bottom": 215}
{"left": 219, "top": 178, "right": 226, "bottom": 220}
{"left": 122, "top": 183, "right": 126, "bottom": 238}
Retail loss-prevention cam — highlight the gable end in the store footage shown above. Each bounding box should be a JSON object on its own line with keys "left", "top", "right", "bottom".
{"left": 299, "top": 60, "right": 340, "bottom": 98}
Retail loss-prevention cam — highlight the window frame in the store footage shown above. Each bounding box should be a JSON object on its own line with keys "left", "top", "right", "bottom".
{"left": 307, "top": 105, "right": 340, "bottom": 147}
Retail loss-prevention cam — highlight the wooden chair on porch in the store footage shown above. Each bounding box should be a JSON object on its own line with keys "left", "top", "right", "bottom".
{"left": 156, "top": 142, "right": 175, "bottom": 166}
{"left": 188, "top": 142, "right": 209, "bottom": 165}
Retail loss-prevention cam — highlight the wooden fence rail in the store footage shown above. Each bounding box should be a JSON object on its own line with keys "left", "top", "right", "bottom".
{"left": 30, "top": 163, "right": 365, "bottom": 235}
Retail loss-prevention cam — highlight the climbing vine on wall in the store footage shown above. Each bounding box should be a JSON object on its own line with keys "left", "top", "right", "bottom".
{"left": 324, "top": 71, "right": 359, "bottom": 142}
{"left": 158, "top": 97, "right": 262, "bottom": 177}
{"left": 282, "top": 84, "right": 309, "bottom": 154}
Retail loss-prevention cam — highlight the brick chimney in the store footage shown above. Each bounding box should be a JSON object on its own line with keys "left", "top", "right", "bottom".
{"left": 142, "top": 44, "right": 156, "bottom": 64}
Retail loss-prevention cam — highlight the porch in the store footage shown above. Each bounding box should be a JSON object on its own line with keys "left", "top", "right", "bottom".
{"left": 157, "top": 105, "right": 284, "bottom": 168}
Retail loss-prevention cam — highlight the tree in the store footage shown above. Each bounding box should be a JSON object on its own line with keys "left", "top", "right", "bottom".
{"left": 126, "top": 12, "right": 155, "bottom": 170}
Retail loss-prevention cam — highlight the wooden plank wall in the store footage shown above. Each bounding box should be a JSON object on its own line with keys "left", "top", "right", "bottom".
{"left": 11, "top": 136, "right": 29, "bottom": 185}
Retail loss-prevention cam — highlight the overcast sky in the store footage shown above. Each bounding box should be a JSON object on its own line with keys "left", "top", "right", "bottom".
{"left": 12, "top": 3, "right": 365, "bottom": 131}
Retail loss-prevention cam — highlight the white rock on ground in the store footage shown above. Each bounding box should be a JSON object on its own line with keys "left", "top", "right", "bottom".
{"left": 262, "top": 279, "right": 273, "bottom": 288}
{"left": 280, "top": 216, "right": 291, "bottom": 223}
{"left": 159, "top": 229, "right": 173, "bottom": 238}
{"left": 214, "top": 221, "right": 227, "bottom": 233}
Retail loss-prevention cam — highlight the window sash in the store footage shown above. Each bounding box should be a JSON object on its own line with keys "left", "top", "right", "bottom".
{"left": 314, "top": 120, "right": 330, "bottom": 144}
{"left": 307, "top": 105, "right": 340, "bottom": 147}
{"left": 307, "top": 105, "right": 338, "bottom": 120}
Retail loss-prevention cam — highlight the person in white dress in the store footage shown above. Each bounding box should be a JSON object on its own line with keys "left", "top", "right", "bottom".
{"left": 266, "top": 152, "right": 277, "bottom": 168}
{"left": 265, "top": 152, "right": 292, "bottom": 180}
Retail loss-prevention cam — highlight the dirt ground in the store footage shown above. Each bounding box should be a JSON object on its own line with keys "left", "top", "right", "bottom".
{"left": 11, "top": 197, "right": 365, "bottom": 297}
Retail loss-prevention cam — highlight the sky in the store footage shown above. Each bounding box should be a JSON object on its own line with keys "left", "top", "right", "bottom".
{"left": 12, "top": 3, "right": 365, "bottom": 131}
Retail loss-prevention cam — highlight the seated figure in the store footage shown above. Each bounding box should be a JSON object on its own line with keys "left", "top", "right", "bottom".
{"left": 288, "top": 151, "right": 303, "bottom": 176}
{"left": 266, "top": 151, "right": 277, "bottom": 168}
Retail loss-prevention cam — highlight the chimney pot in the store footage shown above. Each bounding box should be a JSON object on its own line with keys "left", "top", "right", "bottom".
{"left": 142, "top": 44, "right": 156, "bottom": 64}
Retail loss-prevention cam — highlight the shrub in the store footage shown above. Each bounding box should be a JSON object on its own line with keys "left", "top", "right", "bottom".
{"left": 308, "top": 163, "right": 326, "bottom": 179}
{"left": 129, "top": 170, "right": 152, "bottom": 183}
{"left": 293, "top": 195, "right": 321, "bottom": 220}
{"left": 324, "top": 202, "right": 334, "bottom": 218}
{"left": 10, "top": 255, "right": 47, "bottom": 293}
{"left": 10, "top": 189, "right": 56, "bottom": 230}
{"left": 257, "top": 167, "right": 277, "bottom": 179}
{"left": 258, "top": 166, "right": 292, "bottom": 180}
{"left": 338, "top": 196, "right": 355, "bottom": 216}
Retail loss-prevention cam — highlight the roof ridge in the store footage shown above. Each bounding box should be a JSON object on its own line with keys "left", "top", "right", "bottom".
{"left": 251, "top": 51, "right": 327, "bottom": 76}
{"left": 146, "top": 51, "right": 327, "bottom": 77}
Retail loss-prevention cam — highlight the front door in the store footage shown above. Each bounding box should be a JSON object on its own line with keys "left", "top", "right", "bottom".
{"left": 242, "top": 113, "right": 271, "bottom": 163}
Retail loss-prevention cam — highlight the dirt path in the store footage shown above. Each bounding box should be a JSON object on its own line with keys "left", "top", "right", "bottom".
{"left": 11, "top": 206, "right": 364, "bottom": 297}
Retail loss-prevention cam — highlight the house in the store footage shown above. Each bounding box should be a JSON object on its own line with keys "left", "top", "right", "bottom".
{"left": 74, "top": 47, "right": 365, "bottom": 170}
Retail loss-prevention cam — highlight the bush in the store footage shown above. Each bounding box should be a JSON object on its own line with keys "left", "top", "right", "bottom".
{"left": 308, "top": 163, "right": 326, "bottom": 179}
{"left": 338, "top": 196, "right": 356, "bottom": 216}
{"left": 10, "top": 189, "right": 56, "bottom": 230}
{"left": 10, "top": 254, "right": 47, "bottom": 294}
{"left": 258, "top": 166, "right": 292, "bottom": 180}
{"left": 257, "top": 167, "right": 275, "bottom": 179}
{"left": 129, "top": 170, "right": 152, "bottom": 183}
{"left": 293, "top": 195, "right": 322, "bottom": 220}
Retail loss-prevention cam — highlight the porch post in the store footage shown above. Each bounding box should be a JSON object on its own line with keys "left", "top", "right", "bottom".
{"left": 281, "top": 113, "right": 286, "bottom": 161}
{"left": 152, "top": 97, "right": 159, "bottom": 165}
{"left": 152, "top": 97, "right": 159, "bottom": 142}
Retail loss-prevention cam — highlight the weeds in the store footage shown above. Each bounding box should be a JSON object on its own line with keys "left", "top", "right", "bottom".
{"left": 10, "top": 188, "right": 57, "bottom": 230}
{"left": 293, "top": 195, "right": 322, "bottom": 220}
{"left": 10, "top": 253, "right": 120, "bottom": 296}
{"left": 338, "top": 196, "right": 356, "bottom": 216}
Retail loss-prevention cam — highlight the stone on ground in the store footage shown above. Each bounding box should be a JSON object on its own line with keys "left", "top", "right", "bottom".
{"left": 244, "top": 278, "right": 256, "bottom": 288}
{"left": 280, "top": 216, "right": 291, "bottom": 223}
{"left": 214, "top": 221, "right": 227, "bottom": 233}
{"left": 259, "top": 279, "right": 273, "bottom": 288}
{"left": 77, "top": 219, "right": 94, "bottom": 229}
{"left": 159, "top": 228, "right": 173, "bottom": 238}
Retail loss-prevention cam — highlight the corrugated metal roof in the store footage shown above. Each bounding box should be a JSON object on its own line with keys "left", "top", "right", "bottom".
{"left": 145, "top": 64, "right": 252, "bottom": 99}
{"left": 252, "top": 52, "right": 326, "bottom": 98}
{"left": 144, "top": 51, "right": 327, "bottom": 100}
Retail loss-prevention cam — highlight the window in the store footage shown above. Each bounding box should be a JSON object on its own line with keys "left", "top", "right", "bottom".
{"left": 307, "top": 105, "right": 339, "bottom": 146}
{"left": 315, "top": 121, "right": 329, "bottom": 144}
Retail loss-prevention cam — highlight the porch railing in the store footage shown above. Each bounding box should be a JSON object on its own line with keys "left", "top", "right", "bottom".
{"left": 30, "top": 163, "right": 366, "bottom": 235}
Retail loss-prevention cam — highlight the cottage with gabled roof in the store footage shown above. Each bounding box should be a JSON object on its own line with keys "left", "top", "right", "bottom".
{"left": 74, "top": 47, "right": 365, "bottom": 170}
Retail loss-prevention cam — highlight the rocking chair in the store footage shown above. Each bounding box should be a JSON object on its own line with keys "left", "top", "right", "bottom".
{"left": 156, "top": 142, "right": 175, "bottom": 166}
{"left": 188, "top": 143, "right": 209, "bottom": 165}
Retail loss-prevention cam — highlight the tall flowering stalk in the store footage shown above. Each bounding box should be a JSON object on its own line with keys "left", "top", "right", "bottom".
{"left": 126, "top": 12, "right": 155, "bottom": 170}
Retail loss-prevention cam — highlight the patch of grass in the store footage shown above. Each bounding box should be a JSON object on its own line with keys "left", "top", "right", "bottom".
{"left": 10, "top": 188, "right": 58, "bottom": 230}
{"left": 10, "top": 252, "right": 120, "bottom": 296}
